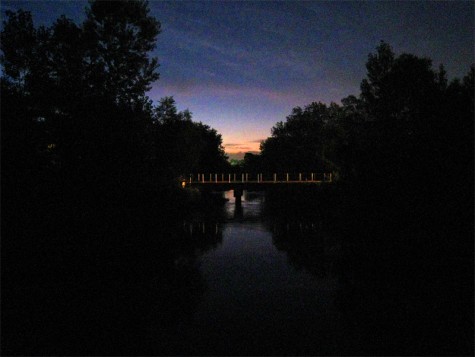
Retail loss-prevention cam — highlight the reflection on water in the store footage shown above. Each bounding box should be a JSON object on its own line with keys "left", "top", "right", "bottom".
{"left": 168, "top": 190, "right": 342, "bottom": 355}
{"left": 3, "top": 189, "right": 472, "bottom": 355}
{"left": 225, "top": 189, "right": 263, "bottom": 220}
{"left": 182, "top": 221, "right": 223, "bottom": 252}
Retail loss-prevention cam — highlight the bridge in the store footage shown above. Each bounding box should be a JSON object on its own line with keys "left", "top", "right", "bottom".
{"left": 182, "top": 172, "right": 333, "bottom": 205}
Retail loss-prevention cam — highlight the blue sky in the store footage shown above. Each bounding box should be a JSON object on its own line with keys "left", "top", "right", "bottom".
{"left": 2, "top": 1, "right": 474, "bottom": 158}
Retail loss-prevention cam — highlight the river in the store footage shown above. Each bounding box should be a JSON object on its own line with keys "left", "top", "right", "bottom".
{"left": 160, "top": 190, "right": 342, "bottom": 355}
{"left": 2, "top": 188, "right": 472, "bottom": 355}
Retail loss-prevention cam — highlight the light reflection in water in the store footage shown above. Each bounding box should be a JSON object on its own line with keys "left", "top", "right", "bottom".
{"left": 167, "top": 190, "right": 340, "bottom": 355}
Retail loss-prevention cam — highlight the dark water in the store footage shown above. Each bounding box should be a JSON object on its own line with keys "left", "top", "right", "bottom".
{"left": 167, "top": 191, "right": 342, "bottom": 355}
{"left": 2, "top": 189, "right": 473, "bottom": 355}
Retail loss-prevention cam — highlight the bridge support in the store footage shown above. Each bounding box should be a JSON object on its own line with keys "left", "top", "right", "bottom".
{"left": 234, "top": 187, "right": 243, "bottom": 207}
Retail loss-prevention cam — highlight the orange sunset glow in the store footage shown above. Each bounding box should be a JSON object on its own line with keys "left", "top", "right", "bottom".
{"left": 223, "top": 140, "right": 261, "bottom": 160}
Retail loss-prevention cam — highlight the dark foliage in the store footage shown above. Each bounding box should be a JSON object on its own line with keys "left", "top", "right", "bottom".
{"left": 152, "top": 97, "right": 229, "bottom": 180}
{"left": 1, "top": 2, "right": 228, "bottom": 214}
{"left": 1, "top": 4, "right": 231, "bottom": 354}
{"left": 259, "top": 42, "right": 474, "bottom": 355}
{"left": 1, "top": 1, "right": 473, "bottom": 352}
{"left": 259, "top": 42, "right": 473, "bottom": 215}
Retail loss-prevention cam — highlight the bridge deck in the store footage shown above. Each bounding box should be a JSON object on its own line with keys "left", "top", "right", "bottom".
{"left": 189, "top": 180, "right": 327, "bottom": 184}
{"left": 182, "top": 173, "right": 332, "bottom": 189}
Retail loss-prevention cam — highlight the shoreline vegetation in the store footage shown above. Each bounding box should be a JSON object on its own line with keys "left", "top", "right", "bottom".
{"left": 1, "top": 1, "right": 473, "bottom": 355}
{"left": 2, "top": 2, "right": 473, "bottom": 228}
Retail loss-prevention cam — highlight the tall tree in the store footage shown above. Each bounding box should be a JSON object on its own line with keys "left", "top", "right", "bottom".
{"left": 83, "top": 0, "right": 160, "bottom": 105}
{"left": 1, "top": 1, "right": 162, "bottom": 201}
{"left": 260, "top": 102, "right": 340, "bottom": 172}
{"left": 153, "top": 97, "right": 229, "bottom": 180}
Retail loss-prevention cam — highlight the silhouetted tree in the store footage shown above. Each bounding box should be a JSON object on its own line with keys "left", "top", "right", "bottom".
{"left": 83, "top": 0, "right": 160, "bottom": 105}
{"left": 152, "top": 97, "right": 229, "bottom": 180}
{"left": 242, "top": 153, "right": 262, "bottom": 173}
{"left": 259, "top": 41, "right": 473, "bottom": 232}
{"left": 351, "top": 41, "right": 473, "bottom": 206}
{"left": 1, "top": 1, "right": 163, "bottom": 200}
{"left": 260, "top": 102, "right": 342, "bottom": 173}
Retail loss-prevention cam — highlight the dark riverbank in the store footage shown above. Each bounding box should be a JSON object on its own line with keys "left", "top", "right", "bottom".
{"left": 264, "top": 182, "right": 473, "bottom": 355}
{"left": 2, "top": 184, "right": 199, "bottom": 355}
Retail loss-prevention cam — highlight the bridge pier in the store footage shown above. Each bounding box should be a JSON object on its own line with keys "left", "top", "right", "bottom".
{"left": 234, "top": 187, "right": 243, "bottom": 207}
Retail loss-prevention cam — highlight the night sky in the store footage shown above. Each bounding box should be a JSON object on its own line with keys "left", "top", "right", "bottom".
{"left": 2, "top": 1, "right": 474, "bottom": 159}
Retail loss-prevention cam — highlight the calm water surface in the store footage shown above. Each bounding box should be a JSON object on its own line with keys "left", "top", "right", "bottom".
{"left": 162, "top": 191, "right": 342, "bottom": 355}
{"left": 4, "top": 189, "right": 472, "bottom": 355}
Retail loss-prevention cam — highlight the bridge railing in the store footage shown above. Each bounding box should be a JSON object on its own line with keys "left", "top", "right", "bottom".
{"left": 183, "top": 172, "right": 332, "bottom": 184}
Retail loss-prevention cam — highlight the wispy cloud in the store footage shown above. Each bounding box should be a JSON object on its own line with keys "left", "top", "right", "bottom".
{"left": 224, "top": 144, "right": 252, "bottom": 150}
{"left": 159, "top": 9, "right": 327, "bottom": 85}
{"left": 151, "top": 81, "right": 313, "bottom": 104}
{"left": 249, "top": 139, "right": 265, "bottom": 143}
{"left": 223, "top": 139, "right": 263, "bottom": 154}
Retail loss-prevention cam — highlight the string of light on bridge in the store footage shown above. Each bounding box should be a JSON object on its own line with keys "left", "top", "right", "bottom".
{"left": 181, "top": 172, "right": 332, "bottom": 188}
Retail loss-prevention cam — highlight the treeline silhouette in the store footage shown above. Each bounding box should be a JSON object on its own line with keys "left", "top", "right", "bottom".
{"left": 246, "top": 42, "right": 473, "bottom": 195}
{"left": 244, "top": 41, "right": 473, "bottom": 250}
{"left": 1, "top": 1, "right": 229, "bottom": 230}
{"left": 1, "top": 1, "right": 473, "bottom": 354}
{"left": 1, "top": 2, "right": 229, "bottom": 354}
{"left": 257, "top": 43, "right": 474, "bottom": 355}
{"left": 241, "top": 41, "right": 474, "bottom": 269}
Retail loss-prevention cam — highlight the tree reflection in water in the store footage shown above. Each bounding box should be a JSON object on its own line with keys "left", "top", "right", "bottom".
{"left": 4, "top": 189, "right": 471, "bottom": 355}
{"left": 2, "top": 208, "right": 224, "bottom": 355}
{"left": 271, "top": 221, "right": 329, "bottom": 279}
{"left": 263, "top": 189, "right": 473, "bottom": 355}
{"left": 148, "top": 219, "right": 223, "bottom": 354}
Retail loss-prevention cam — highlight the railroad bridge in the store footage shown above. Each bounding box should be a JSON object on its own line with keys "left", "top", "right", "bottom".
{"left": 182, "top": 172, "right": 333, "bottom": 205}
